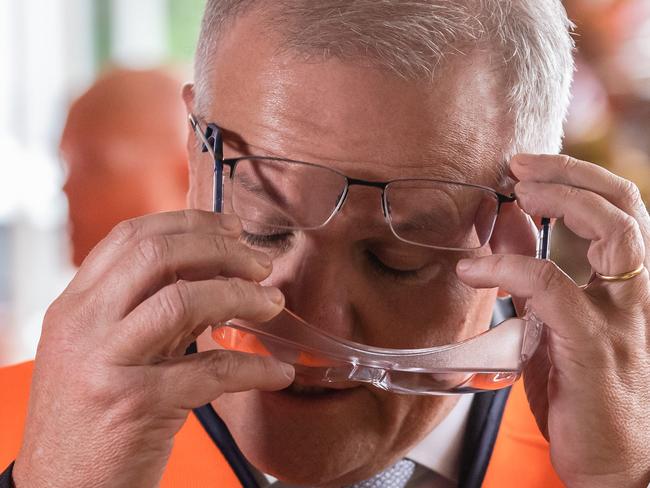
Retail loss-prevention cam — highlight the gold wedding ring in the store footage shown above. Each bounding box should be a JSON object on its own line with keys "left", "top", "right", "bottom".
{"left": 595, "top": 264, "right": 646, "bottom": 282}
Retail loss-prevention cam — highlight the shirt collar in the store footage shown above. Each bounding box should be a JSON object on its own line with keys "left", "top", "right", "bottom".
{"left": 405, "top": 393, "right": 474, "bottom": 482}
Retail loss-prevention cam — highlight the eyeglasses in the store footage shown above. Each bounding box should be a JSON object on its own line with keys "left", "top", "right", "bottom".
{"left": 189, "top": 114, "right": 515, "bottom": 251}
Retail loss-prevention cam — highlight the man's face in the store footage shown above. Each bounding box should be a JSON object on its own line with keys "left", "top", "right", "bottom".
{"left": 190, "top": 11, "right": 513, "bottom": 486}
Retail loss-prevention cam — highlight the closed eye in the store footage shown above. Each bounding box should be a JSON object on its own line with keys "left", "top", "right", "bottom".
{"left": 241, "top": 230, "right": 294, "bottom": 252}
{"left": 366, "top": 251, "right": 424, "bottom": 281}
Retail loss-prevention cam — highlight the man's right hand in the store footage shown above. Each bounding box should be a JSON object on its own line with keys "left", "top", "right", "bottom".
{"left": 12, "top": 210, "right": 294, "bottom": 488}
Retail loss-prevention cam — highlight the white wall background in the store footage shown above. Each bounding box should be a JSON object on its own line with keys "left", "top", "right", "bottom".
{"left": 0, "top": 0, "right": 179, "bottom": 365}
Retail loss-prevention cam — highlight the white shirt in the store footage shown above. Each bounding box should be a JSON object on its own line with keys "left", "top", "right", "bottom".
{"left": 256, "top": 393, "right": 474, "bottom": 487}
{"left": 407, "top": 393, "right": 474, "bottom": 482}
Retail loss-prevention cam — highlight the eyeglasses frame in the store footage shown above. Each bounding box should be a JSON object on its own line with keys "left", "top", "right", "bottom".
{"left": 188, "top": 113, "right": 516, "bottom": 251}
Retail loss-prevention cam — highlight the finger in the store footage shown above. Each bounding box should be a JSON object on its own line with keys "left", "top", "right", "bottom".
{"left": 511, "top": 154, "right": 650, "bottom": 262}
{"left": 70, "top": 210, "right": 243, "bottom": 291}
{"left": 456, "top": 254, "right": 600, "bottom": 339}
{"left": 511, "top": 154, "right": 648, "bottom": 220}
{"left": 111, "top": 277, "right": 285, "bottom": 361}
{"left": 96, "top": 232, "right": 274, "bottom": 319}
{"left": 489, "top": 199, "right": 538, "bottom": 258}
{"left": 157, "top": 349, "right": 294, "bottom": 409}
{"left": 516, "top": 182, "right": 646, "bottom": 276}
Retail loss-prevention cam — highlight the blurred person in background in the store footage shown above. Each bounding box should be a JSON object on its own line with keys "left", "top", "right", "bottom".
{"left": 60, "top": 68, "right": 189, "bottom": 267}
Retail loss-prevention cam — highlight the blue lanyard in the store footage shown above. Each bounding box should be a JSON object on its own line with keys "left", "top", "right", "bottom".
{"left": 187, "top": 299, "right": 515, "bottom": 488}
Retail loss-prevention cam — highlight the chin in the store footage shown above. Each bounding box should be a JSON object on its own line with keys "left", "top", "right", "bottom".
{"left": 214, "top": 384, "right": 452, "bottom": 486}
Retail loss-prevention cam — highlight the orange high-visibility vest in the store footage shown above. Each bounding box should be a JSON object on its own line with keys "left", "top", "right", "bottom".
{"left": 0, "top": 361, "right": 564, "bottom": 487}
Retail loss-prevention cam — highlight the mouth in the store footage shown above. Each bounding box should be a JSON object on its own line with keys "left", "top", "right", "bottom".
{"left": 280, "top": 378, "right": 362, "bottom": 398}
{"left": 261, "top": 378, "right": 367, "bottom": 416}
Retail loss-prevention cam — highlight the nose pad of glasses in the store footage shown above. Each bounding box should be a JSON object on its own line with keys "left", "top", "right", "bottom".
{"left": 381, "top": 195, "right": 390, "bottom": 219}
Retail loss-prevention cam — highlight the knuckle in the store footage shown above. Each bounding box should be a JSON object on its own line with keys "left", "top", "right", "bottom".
{"left": 563, "top": 184, "right": 582, "bottom": 200}
{"left": 136, "top": 235, "right": 170, "bottom": 266}
{"left": 86, "top": 367, "right": 152, "bottom": 415}
{"left": 225, "top": 278, "right": 251, "bottom": 312}
{"left": 40, "top": 299, "right": 67, "bottom": 341}
{"left": 560, "top": 154, "right": 579, "bottom": 173}
{"left": 619, "top": 214, "right": 640, "bottom": 237}
{"left": 179, "top": 209, "right": 200, "bottom": 229}
{"left": 487, "top": 255, "right": 507, "bottom": 277}
{"left": 83, "top": 364, "right": 128, "bottom": 406}
{"left": 208, "top": 351, "right": 238, "bottom": 379}
{"left": 536, "top": 260, "right": 562, "bottom": 293}
{"left": 617, "top": 177, "right": 643, "bottom": 207}
{"left": 256, "top": 355, "right": 281, "bottom": 378}
{"left": 110, "top": 218, "right": 140, "bottom": 246}
{"left": 41, "top": 291, "right": 97, "bottom": 343}
{"left": 158, "top": 280, "right": 191, "bottom": 323}
{"left": 43, "top": 297, "right": 65, "bottom": 324}
{"left": 211, "top": 234, "right": 232, "bottom": 258}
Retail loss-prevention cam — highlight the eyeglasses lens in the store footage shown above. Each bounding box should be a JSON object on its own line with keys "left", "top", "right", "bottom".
{"left": 229, "top": 158, "right": 346, "bottom": 230}
{"left": 385, "top": 180, "right": 499, "bottom": 249}
{"left": 228, "top": 158, "right": 499, "bottom": 249}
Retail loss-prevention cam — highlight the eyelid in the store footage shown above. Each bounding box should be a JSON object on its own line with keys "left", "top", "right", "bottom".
{"left": 366, "top": 251, "right": 425, "bottom": 279}
{"left": 369, "top": 246, "right": 432, "bottom": 268}
{"left": 241, "top": 232, "right": 433, "bottom": 282}
{"left": 241, "top": 230, "right": 294, "bottom": 253}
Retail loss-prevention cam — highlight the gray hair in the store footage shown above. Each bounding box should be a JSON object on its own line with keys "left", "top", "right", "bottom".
{"left": 194, "top": 0, "right": 574, "bottom": 156}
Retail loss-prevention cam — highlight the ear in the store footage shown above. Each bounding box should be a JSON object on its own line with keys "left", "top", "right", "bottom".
{"left": 489, "top": 201, "right": 538, "bottom": 312}
{"left": 181, "top": 83, "right": 206, "bottom": 210}
{"left": 182, "top": 83, "right": 196, "bottom": 153}
{"left": 182, "top": 82, "right": 195, "bottom": 112}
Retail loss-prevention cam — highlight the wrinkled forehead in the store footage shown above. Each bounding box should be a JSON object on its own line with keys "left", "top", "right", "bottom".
{"left": 198, "top": 13, "right": 512, "bottom": 186}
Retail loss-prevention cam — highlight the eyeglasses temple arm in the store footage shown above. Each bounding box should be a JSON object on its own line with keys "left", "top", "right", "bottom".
{"left": 187, "top": 114, "right": 225, "bottom": 213}
{"left": 211, "top": 126, "right": 224, "bottom": 213}
{"left": 537, "top": 217, "right": 551, "bottom": 260}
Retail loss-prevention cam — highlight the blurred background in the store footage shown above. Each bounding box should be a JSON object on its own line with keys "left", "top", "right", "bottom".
{"left": 0, "top": 0, "right": 204, "bottom": 364}
{"left": 0, "top": 0, "right": 649, "bottom": 366}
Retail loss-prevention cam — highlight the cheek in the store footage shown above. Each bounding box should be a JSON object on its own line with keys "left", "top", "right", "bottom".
{"left": 383, "top": 394, "right": 459, "bottom": 453}
{"left": 262, "top": 243, "right": 497, "bottom": 349}
{"left": 187, "top": 158, "right": 213, "bottom": 210}
{"left": 360, "top": 270, "right": 497, "bottom": 349}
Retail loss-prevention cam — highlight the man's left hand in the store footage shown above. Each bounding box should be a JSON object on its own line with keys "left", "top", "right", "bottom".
{"left": 457, "top": 154, "right": 650, "bottom": 488}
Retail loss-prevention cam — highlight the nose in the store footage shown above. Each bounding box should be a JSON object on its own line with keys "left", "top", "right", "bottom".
{"left": 270, "top": 236, "right": 360, "bottom": 342}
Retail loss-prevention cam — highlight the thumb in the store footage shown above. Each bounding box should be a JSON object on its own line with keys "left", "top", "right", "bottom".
{"left": 158, "top": 349, "right": 295, "bottom": 409}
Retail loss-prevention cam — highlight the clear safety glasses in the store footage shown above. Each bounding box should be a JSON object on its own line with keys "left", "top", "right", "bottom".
{"left": 190, "top": 114, "right": 549, "bottom": 394}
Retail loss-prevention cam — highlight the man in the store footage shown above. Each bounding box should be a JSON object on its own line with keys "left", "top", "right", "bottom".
{"left": 60, "top": 68, "right": 189, "bottom": 266}
{"left": 2, "top": 1, "right": 649, "bottom": 487}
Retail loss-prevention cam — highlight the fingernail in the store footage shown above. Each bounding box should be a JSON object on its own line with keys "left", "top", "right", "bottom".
{"left": 513, "top": 154, "right": 531, "bottom": 166}
{"left": 515, "top": 182, "right": 528, "bottom": 195}
{"left": 280, "top": 362, "right": 295, "bottom": 380}
{"left": 457, "top": 259, "right": 472, "bottom": 272}
{"left": 256, "top": 252, "right": 272, "bottom": 268}
{"left": 264, "top": 286, "right": 284, "bottom": 305}
{"left": 220, "top": 214, "right": 241, "bottom": 231}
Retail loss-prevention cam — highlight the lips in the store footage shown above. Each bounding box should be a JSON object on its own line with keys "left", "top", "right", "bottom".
{"left": 286, "top": 383, "right": 338, "bottom": 395}
{"left": 282, "top": 378, "right": 362, "bottom": 397}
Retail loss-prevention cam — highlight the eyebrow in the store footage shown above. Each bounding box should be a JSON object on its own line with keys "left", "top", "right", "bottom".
{"left": 236, "top": 171, "right": 290, "bottom": 208}
{"left": 392, "top": 207, "right": 462, "bottom": 232}
{"left": 222, "top": 121, "right": 511, "bottom": 192}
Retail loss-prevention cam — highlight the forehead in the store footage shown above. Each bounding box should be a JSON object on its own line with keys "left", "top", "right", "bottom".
{"left": 201, "top": 12, "right": 511, "bottom": 185}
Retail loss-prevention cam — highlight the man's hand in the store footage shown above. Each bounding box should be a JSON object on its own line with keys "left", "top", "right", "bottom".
{"left": 457, "top": 154, "right": 650, "bottom": 488}
{"left": 12, "top": 210, "right": 294, "bottom": 488}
